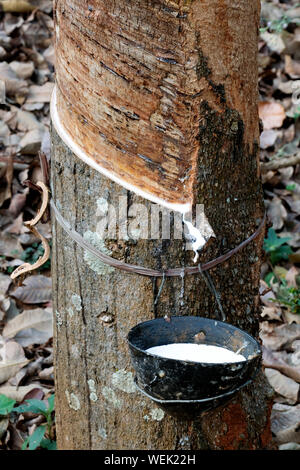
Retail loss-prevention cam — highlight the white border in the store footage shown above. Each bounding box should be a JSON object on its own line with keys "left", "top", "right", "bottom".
{"left": 50, "top": 86, "right": 192, "bottom": 214}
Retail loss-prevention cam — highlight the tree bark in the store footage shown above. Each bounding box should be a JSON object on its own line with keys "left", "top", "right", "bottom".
{"left": 51, "top": 0, "right": 274, "bottom": 450}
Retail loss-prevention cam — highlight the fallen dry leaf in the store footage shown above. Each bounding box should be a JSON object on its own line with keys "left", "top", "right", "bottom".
{"left": 19, "top": 127, "right": 44, "bottom": 155}
{"left": 271, "top": 403, "right": 300, "bottom": 444}
{"left": 288, "top": 199, "right": 300, "bottom": 215}
{"left": 9, "top": 61, "right": 34, "bottom": 80}
{"left": 26, "top": 82, "right": 54, "bottom": 103}
{"left": 260, "top": 279, "right": 277, "bottom": 307}
{"left": 260, "top": 31, "right": 286, "bottom": 54}
{"left": 285, "top": 266, "right": 299, "bottom": 288}
{"left": 261, "top": 306, "right": 282, "bottom": 321}
{"left": 0, "top": 232, "right": 23, "bottom": 259}
{"left": 0, "top": 339, "right": 29, "bottom": 384}
{"left": 260, "top": 129, "right": 278, "bottom": 149}
{"left": 25, "top": 357, "right": 43, "bottom": 378}
{"left": 283, "top": 311, "right": 300, "bottom": 325}
{"left": 7, "top": 422, "right": 23, "bottom": 450}
{"left": 285, "top": 55, "right": 300, "bottom": 78}
{"left": 5, "top": 190, "right": 28, "bottom": 218}
{"left": 0, "top": 416, "right": 9, "bottom": 439}
{"left": 265, "top": 196, "right": 288, "bottom": 230}
{"left": 0, "top": 62, "right": 28, "bottom": 97}
{"left": 2, "top": 307, "right": 52, "bottom": 338}
{"left": 31, "top": 0, "right": 53, "bottom": 13}
{"left": 43, "top": 44, "right": 54, "bottom": 66}
{"left": 264, "top": 368, "right": 299, "bottom": 404}
{"left": 3, "top": 307, "right": 53, "bottom": 347}
{"left": 22, "top": 387, "right": 45, "bottom": 402}
{"left": 0, "top": 297, "right": 19, "bottom": 322}
{"left": 3, "top": 12, "right": 23, "bottom": 34}
{"left": 260, "top": 323, "right": 300, "bottom": 351}
{"left": 259, "top": 101, "right": 286, "bottom": 130}
{"left": 0, "top": 272, "right": 11, "bottom": 296}
{"left": 279, "top": 442, "right": 300, "bottom": 450}
{"left": 8, "top": 366, "right": 26, "bottom": 387}
{"left": 290, "top": 346, "right": 300, "bottom": 367}
{"left": 0, "top": 384, "right": 47, "bottom": 402}
{"left": 11, "top": 275, "right": 51, "bottom": 304}
{"left": 263, "top": 346, "right": 300, "bottom": 383}
{"left": 274, "top": 266, "right": 288, "bottom": 280}
{"left": 280, "top": 231, "right": 300, "bottom": 249}
{"left": 277, "top": 79, "right": 300, "bottom": 95}
{"left": 14, "top": 106, "right": 44, "bottom": 132}
{"left": 4, "top": 213, "right": 23, "bottom": 235}
{"left": 39, "top": 365, "right": 53, "bottom": 380}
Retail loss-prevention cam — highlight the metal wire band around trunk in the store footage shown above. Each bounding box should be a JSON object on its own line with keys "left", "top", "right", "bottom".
{"left": 50, "top": 199, "right": 266, "bottom": 278}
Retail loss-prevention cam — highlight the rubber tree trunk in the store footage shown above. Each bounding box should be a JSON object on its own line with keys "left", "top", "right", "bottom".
{"left": 51, "top": 0, "right": 274, "bottom": 450}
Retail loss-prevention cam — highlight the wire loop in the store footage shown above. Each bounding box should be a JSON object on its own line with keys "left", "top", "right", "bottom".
{"left": 198, "top": 264, "right": 226, "bottom": 321}
{"left": 154, "top": 271, "right": 166, "bottom": 306}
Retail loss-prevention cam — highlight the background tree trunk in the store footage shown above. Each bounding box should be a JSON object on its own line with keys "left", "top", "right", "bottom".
{"left": 51, "top": 0, "right": 274, "bottom": 450}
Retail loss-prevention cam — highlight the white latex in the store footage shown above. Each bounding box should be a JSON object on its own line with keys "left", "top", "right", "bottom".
{"left": 146, "top": 343, "right": 246, "bottom": 364}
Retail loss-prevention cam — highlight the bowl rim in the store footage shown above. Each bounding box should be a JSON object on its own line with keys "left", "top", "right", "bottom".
{"left": 127, "top": 316, "right": 262, "bottom": 367}
{"left": 134, "top": 375, "right": 256, "bottom": 404}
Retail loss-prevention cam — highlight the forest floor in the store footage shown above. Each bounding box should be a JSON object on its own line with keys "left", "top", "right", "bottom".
{"left": 0, "top": 0, "right": 299, "bottom": 451}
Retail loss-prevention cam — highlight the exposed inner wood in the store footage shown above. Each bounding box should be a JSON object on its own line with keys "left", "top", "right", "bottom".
{"left": 54, "top": 0, "right": 260, "bottom": 211}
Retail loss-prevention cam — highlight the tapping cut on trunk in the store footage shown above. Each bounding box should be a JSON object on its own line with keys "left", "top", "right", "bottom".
{"left": 52, "top": 0, "right": 261, "bottom": 216}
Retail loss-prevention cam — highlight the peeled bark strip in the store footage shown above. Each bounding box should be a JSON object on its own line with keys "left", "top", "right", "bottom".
{"left": 51, "top": 0, "right": 273, "bottom": 450}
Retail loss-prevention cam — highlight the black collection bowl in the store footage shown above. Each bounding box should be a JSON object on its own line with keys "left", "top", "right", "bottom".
{"left": 127, "top": 316, "right": 262, "bottom": 419}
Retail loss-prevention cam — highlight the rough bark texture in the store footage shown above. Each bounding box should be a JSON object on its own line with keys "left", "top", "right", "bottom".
{"left": 51, "top": 0, "right": 274, "bottom": 450}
